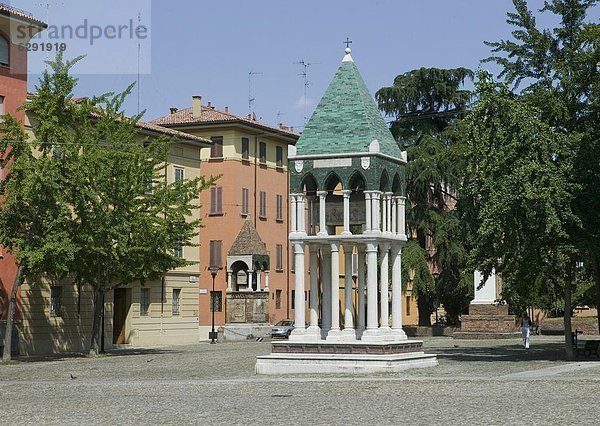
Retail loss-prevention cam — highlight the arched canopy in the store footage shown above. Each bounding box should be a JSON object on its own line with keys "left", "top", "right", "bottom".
{"left": 324, "top": 171, "right": 343, "bottom": 193}
{"left": 347, "top": 171, "right": 366, "bottom": 192}
{"left": 392, "top": 172, "right": 402, "bottom": 195}
{"left": 301, "top": 173, "right": 318, "bottom": 195}
{"left": 230, "top": 260, "right": 249, "bottom": 273}
{"left": 380, "top": 169, "right": 390, "bottom": 192}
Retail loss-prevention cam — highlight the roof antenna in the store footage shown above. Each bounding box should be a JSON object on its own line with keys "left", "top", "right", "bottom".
{"left": 248, "top": 70, "right": 263, "bottom": 116}
{"left": 137, "top": 12, "right": 142, "bottom": 114}
{"left": 294, "top": 60, "right": 319, "bottom": 125}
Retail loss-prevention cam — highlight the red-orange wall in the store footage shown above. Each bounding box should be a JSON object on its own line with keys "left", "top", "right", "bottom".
{"left": 0, "top": 31, "right": 29, "bottom": 320}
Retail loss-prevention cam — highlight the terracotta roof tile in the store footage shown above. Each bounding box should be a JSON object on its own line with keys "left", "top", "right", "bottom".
{"left": 151, "top": 106, "right": 299, "bottom": 141}
{"left": 0, "top": 4, "right": 47, "bottom": 27}
{"left": 228, "top": 219, "right": 269, "bottom": 256}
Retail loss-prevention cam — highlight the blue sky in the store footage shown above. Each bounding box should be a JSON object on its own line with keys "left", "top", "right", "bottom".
{"left": 10, "top": 0, "right": 600, "bottom": 130}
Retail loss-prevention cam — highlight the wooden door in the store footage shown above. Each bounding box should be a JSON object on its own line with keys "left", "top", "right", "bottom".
{"left": 113, "top": 288, "right": 128, "bottom": 344}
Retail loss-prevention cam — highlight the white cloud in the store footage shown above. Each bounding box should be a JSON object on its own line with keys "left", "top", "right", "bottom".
{"left": 293, "top": 95, "right": 315, "bottom": 110}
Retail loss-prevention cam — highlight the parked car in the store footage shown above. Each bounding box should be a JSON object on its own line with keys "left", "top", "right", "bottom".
{"left": 271, "top": 319, "right": 295, "bottom": 339}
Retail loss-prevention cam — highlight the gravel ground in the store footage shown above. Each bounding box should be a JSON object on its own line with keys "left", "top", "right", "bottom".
{"left": 1, "top": 336, "right": 599, "bottom": 425}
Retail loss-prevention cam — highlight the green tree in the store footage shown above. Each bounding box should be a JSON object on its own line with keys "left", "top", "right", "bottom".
{"left": 376, "top": 67, "right": 473, "bottom": 325}
{"left": 482, "top": 0, "right": 600, "bottom": 352}
{"left": 461, "top": 73, "right": 580, "bottom": 359}
{"left": 0, "top": 115, "right": 77, "bottom": 361}
{"left": 1, "top": 54, "right": 217, "bottom": 357}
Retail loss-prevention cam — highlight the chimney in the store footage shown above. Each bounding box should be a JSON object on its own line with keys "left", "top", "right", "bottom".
{"left": 207, "top": 101, "right": 212, "bottom": 109}
{"left": 252, "top": 112, "right": 257, "bottom": 121}
{"left": 192, "top": 95, "right": 202, "bottom": 118}
{"left": 170, "top": 107, "right": 178, "bottom": 115}
{"left": 290, "top": 127, "right": 295, "bottom": 132}
{"left": 225, "top": 106, "right": 229, "bottom": 113}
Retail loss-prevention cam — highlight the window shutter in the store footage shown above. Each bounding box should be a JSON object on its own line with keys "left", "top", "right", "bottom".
{"left": 217, "top": 187, "right": 223, "bottom": 213}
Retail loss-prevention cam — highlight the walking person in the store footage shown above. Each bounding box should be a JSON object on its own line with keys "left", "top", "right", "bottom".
{"left": 521, "top": 312, "right": 531, "bottom": 349}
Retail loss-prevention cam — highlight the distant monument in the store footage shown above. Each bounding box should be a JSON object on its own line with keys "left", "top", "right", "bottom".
{"left": 256, "top": 45, "right": 437, "bottom": 374}
{"left": 454, "top": 269, "right": 520, "bottom": 339}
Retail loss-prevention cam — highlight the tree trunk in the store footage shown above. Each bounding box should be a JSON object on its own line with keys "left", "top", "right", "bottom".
{"left": 417, "top": 289, "right": 432, "bottom": 326}
{"left": 89, "top": 287, "right": 104, "bottom": 356}
{"left": 588, "top": 253, "right": 600, "bottom": 335}
{"left": 564, "top": 261, "right": 575, "bottom": 361}
{"left": 2, "top": 265, "right": 23, "bottom": 362}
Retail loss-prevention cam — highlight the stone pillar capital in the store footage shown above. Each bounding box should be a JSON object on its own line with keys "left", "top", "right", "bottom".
{"left": 317, "top": 190, "right": 328, "bottom": 198}
{"left": 329, "top": 241, "right": 340, "bottom": 252}
{"left": 379, "top": 242, "right": 391, "bottom": 252}
{"left": 341, "top": 189, "right": 352, "bottom": 197}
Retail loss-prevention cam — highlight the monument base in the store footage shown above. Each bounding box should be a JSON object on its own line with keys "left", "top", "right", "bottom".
{"left": 255, "top": 340, "right": 437, "bottom": 374}
{"left": 455, "top": 304, "right": 519, "bottom": 339}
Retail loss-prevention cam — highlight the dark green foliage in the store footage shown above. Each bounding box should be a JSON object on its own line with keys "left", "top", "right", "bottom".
{"left": 376, "top": 67, "right": 474, "bottom": 325}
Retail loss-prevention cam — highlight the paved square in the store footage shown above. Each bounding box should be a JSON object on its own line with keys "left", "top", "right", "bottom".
{"left": 2, "top": 336, "right": 599, "bottom": 425}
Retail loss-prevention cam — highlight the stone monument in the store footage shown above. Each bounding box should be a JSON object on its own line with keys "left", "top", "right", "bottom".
{"left": 454, "top": 269, "right": 520, "bottom": 339}
{"left": 256, "top": 45, "right": 437, "bottom": 374}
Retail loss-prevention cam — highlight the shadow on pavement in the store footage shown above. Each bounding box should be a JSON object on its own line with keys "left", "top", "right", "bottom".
{"left": 435, "top": 341, "right": 600, "bottom": 362}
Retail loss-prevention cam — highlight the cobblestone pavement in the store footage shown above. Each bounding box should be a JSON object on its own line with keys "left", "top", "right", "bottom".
{"left": 2, "top": 336, "right": 600, "bottom": 425}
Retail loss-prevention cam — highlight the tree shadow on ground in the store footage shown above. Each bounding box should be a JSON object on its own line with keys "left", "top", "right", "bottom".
{"left": 435, "top": 341, "right": 600, "bottom": 362}
{"left": 13, "top": 347, "right": 180, "bottom": 363}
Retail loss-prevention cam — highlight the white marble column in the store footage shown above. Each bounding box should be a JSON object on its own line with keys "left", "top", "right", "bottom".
{"left": 342, "top": 189, "right": 352, "bottom": 235}
{"left": 391, "top": 245, "right": 407, "bottom": 340}
{"left": 363, "top": 242, "right": 379, "bottom": 340}
{"left": 321, "top": 245, "right": 332, "bottom": 337}
{"left": 372, "top": 192, "right": 381, "bottom": 232}
{"left": 307, "top": 196, "right": 316, "bottom": 235}
{"left": 357, "top": 249, "right": 366, "bottom": 337}
{"left": 382, "top": 193, "right": 388, "bottom": 233}
{"left": 306, "top": 245, "right": 321, "bottom": 340}
{"left": 317, "top": 190, "right": 328, "bottom": 236}
{"left": 342, "top": 245, "right": 355, "bottom": 340}
{"left": 391, "top": 197, "right": 397, "bottom": 235}
{"left": 327, "top": 241, "right": 342, "bottom": 340}
{"left": 365, "top": 191, "right": 372, "bottom": 232}
{"left": 290, "top": 194, "right": 298, "bottom": 233}
{"left": 247, "top": 270, "right": 253, "bottom": 292}
{"left": 398, "top": 196, "right": 406, "bottom": 236}
{"left": 264, "top": 271, "right": 269, "bottom": 292}
{"left": 297, "top": 194, "right": 306, "bottom": 235}
{"left": 227, "top": 271, "right": 233, "bottom": 292}
{"left": 385, "top": 192, "right": 393, "bottom": 234}
{"left": 379, "top": 243, "right": 390, "bottom": 331}
{"left": 256, "top": 269, "right": 262, "bottom": 292}
{"left": 289, "top": 243, "right": 306, "bottom": 340}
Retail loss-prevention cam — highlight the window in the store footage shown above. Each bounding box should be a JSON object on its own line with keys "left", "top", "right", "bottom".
{"left": 210, "top": 187, "right": 223, "bottom": 215}
{"left": 140, "top": 288, "right": 150, "bottom": 316}
{"left": 50, "top": 286, "right": 62, "bottom": 317}
{"left": 209, "top": 240, "right": 222, "bottom": 269}
{"left": 276, "top": 194, "right": 283, "bottom": 221}
{"left": 291, "top": 290, "right": 295, "bottom": 309}
{"left": 406, "top": 296, "right": 411, "bottom": 316}
{"left": 276, "top": 289, "right": 282, "bottom": 309}
{"left": 259, "top": 191, "right": 267, "bottom": 218}
{"left": 241, "top": 137, "right": 249, "bottom": 160}
{"left": 173, "top": 222, "right": 184, "bottom": 258}
{"left": 259, "top": 142, "right": 266, "bottom": 164}
{"left": 210, "top": 136, "right": 223, "bottom": 158}
{"left": 172, "top": 289, "right": 181, "bottom": 316}
{"left": 241, "top": 188, "right": 249, "bottom": 216}
{"left": 210, "top": 291, "right": 222, "bottom": 312}
{"left": 0, "top": 36, "right": 8, "bottom": 67}
{"left": 0, "top": 95, "right": 4, "bottom": 115}
{"left": 276, "top": 146, "right": 283, "bottom": 168}
{"left": 174, "top": 167, "right": 184, "bottom": 182}
{"left": 276, "top": 244, "right": 283, "bottom": 271}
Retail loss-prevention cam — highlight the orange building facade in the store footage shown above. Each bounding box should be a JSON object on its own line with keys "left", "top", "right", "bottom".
{"left": 152, "top": 99, "right": 301, "bottom": 338}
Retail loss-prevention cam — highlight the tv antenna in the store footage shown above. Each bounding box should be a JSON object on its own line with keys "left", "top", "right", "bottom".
{"left": 248, "top": 70, "right": 263, "bottom": 116}
{"left": 294, "top": 60, "right": 318, "bottom": 124}
{"left": 137, "top": 12, "right": 142, "bottom": 114}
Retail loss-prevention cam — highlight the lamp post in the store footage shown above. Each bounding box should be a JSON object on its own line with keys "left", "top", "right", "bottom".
{"left": 209, "top": 267, "right": 218, "bottom": 344}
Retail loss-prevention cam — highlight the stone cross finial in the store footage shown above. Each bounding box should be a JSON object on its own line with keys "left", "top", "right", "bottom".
{"left": 344, "top": 37, "right": 352, "bottom": 49}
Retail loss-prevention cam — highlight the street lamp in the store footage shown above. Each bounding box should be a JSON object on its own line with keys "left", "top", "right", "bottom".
{"left": 209, "top": 267, "right": 218, "bottom": 344}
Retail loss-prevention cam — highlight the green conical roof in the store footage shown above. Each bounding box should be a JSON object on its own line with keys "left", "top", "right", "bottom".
{"left": 296, "top": 50, "right": 400, "bottom": 158}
